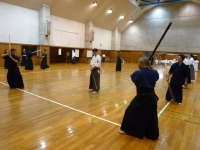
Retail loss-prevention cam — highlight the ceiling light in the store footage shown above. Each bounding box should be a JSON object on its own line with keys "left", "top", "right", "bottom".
{"left": 120, "top": 15, "right": 125, "bottom": 19}
{"left": 129, "top": 19, "right": 134, "bottom": 23}
{"left": 93, "top": 1, "right": 97, "bottom": 6}
{"left": 107, "top": 8, "right": 112, "bottom": 14}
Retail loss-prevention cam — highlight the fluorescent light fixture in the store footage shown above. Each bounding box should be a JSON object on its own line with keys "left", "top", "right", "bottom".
{"left": 93, "top": 1, "right": 97, "bottom": 6}
{"left": 107, "top": 8, "right": 112, "bottom": 14}
{"left": 120, "top": 15, "right": 125, "bottom": 19}
{"left": 129, "top": 19, "right": 134, "bottom": 23}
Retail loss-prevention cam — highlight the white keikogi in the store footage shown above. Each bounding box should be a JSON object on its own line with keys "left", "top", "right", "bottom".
{"left": 90, "top": 55, "right": 101, "bottom": 68}
{"left": 183, "top": 58, "right": 190, "bottom": 65}
{"left": 194, "top": 60, "right": 199, "bottom": 71}
{"left": 72, "top": 51, "right": 76, "bottom": 58}
{"left": 89, "top": 48, "right": 101, "bottom": 93}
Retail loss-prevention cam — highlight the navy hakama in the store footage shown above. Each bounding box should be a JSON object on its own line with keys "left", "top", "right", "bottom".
{"left": 185, "top": 65, "right": 191, "bottom": 84}
{"left": 4, "top": 58, "right": 8, "bottom": 69}
{"left": 4, "top": 51, "right": 9, "bottom": 69}
{"left": 25, "top": 52, "right": 34, "bottom": 70}
{"left": 41, "top": 53, "right": 49, "bottom": 70}
{"left": 166, "top": 62, "right": 187, "bottom": 103}
{"left": 21, "top": 52, "right": 27, "bottom": 66}
{"left": 4, "top": 55, "right": 24, "bottom": 89}
{"left": 120, "top": 68, "right": 159, "bottom": 140}
{"left": 116, "top": 54, "right": 122, "bottom": 71}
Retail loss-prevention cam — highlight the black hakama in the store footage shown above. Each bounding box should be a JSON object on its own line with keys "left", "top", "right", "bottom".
{"left": 121, "top": 88, "right": 159, "bottom": 140}
{"left": 5, "top": 55, "right": 24, "bottom": 89}
{"left": 101, "top": 57, "right": 105, "bottom": 62}
{"left": 89, "top": 68, "right": 100, "bottom": 92}
{"left": 166, "top": 78, "right": 183, "bottom": 103}
{"left": 25, "top": 52, "right": 34, "bottom": 70}
{"left": 4, "top": 58, "right": 9, "bottom": 69}
{"left": 4, "top": 51, "right": 8, "bottom": 69}
{"left": 185, "top": 65, "right": 191, "bottom": 84}
{"left": 21, "top": 52, "right": 27, "bottom": 66}
{"left": 41, "top": 53, "right": 49, "bottom": 70}
{"left": 120, "top": 68, "right": 159, "bottom": 140}
{"left": 166, "top": 62, "right": 187, "bottom": 103}
{"left": 190, "top": 65, "right": 195, "bottom": 80}
{"left": 116, "top": 54, "right": 122, "bottom": 71}
{"left": 71, "top": 57, "right": 76, "bottom": 64}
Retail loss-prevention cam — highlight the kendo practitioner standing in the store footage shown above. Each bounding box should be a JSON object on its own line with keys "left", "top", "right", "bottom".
{"left": 40, "top": 49, "right": 49, "bottom": 70}
{"left": 119, "top": 56, "right": 159, "bottom": 140}
{"left": 166, "top": 54, "right": 188, "bottom": 104}
{"left": 1, "top": 49, "right": 24, "bottom": 89}
{"left": 21, "top": 49, "right": 27, "bottom": 66}
{"left": 71, "top": 50, "right": 76, "bottom": 64}
{"left": 189, "top": 54, "right": 195, "bottom": 81}
{"left": 116, "top": 51, "right": 124, "bottom": 71}
{"left": 25, "top": 48, "right": 35, "bottom": 71}
{"left": 183, "top": 56, "right": 191, "bottom": 87}
{"left": 89, "top": 48, "right": 101, "bottom": 93}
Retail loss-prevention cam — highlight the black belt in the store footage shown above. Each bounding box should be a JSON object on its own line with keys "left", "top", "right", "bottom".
{"left": 93, "top": 68, "right": 100, "bottom": 70}
{"left": 136, "top": 87, "right": 154, "bottom": 94}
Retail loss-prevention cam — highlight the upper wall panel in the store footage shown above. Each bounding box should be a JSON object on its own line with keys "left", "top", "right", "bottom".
{"left": 121, "top": 2, "right": 200, "bottom": 53}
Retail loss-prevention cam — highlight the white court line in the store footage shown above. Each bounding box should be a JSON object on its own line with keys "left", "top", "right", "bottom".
{"left": 0, "top": 81, "right": 170, "bottom": 126}
{"left": 19, "top": 68, "right": 89, "bottom": 75}
{"left": 0, "top": 82, "right": 121, "bottom": 126}
{"left": 158, "top": 101, "right": 171, "bottom": 117}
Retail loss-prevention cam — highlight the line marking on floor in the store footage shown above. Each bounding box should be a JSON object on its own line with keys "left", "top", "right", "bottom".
{"left": 0, "top": 81, "right": 121, "bottom": 126}
{"left": 158, "top": 101, "right": 171, "bottom": 117}
{"left": 0, "top": 81, "right": 171, "bottom": 127}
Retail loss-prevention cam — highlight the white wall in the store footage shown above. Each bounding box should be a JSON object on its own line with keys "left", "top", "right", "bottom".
{"left": 50, "top": 15, "right": 85, "bottom": 48}
{"left": 93, "top": 27, "right": 112, "bottom": 50}
{"left": 117, "top": 33, "right": 121, "bottom": 50}
{"left": 0, "top": 2, "right": 114, "bottom": 50}
{"left": 0, "top": 2, "right": 38, "bottom": 44}
{"left": 121, "top": 1, "right": 200, "bottom": 53}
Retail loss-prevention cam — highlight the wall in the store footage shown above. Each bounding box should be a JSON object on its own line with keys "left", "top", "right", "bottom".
{"left": 0, "top": 2, "right": 113, "bottom": 52}
{"left": 50, "top": 15, "right": 85, "bottom": 48}
{"left": 0, "top": 2, "right": 39, "bottom": 45}
{"left": 121, "top": 1, "right": 200, "bottom": 53}
{"left": 92, "top": 27, "right": 112, "bottom": 50}
{"left": 117, "top": 33, "right": 121, "bottom": 50}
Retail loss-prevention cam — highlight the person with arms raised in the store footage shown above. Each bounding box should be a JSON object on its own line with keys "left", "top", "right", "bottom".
{"left": 119, "top": 56, "right": 159, "bottom": 140}
{"left": 1, "top": 49, "right": 24, "bottom": 89}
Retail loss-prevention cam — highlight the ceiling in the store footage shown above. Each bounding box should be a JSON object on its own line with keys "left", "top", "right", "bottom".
{"left": 1, "top": 0, "right": 200, "bottom": 32}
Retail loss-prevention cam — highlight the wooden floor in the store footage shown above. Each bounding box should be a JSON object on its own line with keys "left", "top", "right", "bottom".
{"left": 0, "top": 63, "right": 200, "bottom": 150}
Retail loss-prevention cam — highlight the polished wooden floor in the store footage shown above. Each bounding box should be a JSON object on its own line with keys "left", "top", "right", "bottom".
{"left": 0, "top": 62, "right": 200, "bottom": 150}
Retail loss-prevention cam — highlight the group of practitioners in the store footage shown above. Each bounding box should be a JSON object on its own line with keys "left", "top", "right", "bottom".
{"left": 1, "top": 47, "right": 197, "bottom": 141}
{"left": 20, "top": 48, "right": 49, "bottom": 70}
{"left": 183, "top": 54, "right": 198, "bottom": 82}
{"left": 89, "top": 49, "right": 197, "bottom": 141}
{"left": 89, "top": 49, "right": 159, "bottom": 140}
{"left": 2, "top": 48, "right": 49, "bottom": 89}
